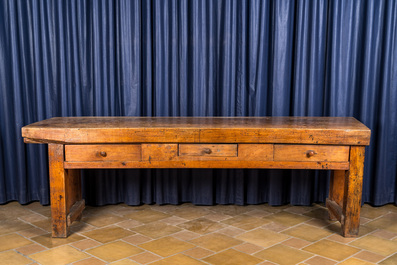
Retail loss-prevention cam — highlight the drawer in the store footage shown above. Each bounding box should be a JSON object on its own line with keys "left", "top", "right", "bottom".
{"left": 65, "top": 144, "right": 141, "bottom": 162}
{"left": 274, "top": 145, "right": 349, "bottom": 162}
{"left": 179, "top": 144, "right": 237, "bottom": 157}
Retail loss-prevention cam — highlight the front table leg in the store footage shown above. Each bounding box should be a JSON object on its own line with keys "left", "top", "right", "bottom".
{"left": 341, "top": 146, "right": 365, "bottom": 237}
{"left": 327, "top": 146, "right": 365, "bottom": 237}
{"left": 48, "top": 144, "right": 84, "bottom": 237}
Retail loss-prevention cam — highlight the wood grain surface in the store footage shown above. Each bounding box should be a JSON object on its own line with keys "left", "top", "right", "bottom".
{"left": 22, "top": 117, "right": 371, "bottom": 145}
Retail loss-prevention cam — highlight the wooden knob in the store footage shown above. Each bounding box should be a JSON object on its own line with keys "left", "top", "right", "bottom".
{"left": 306, "top": 150, "right": 316, "bottom": 157}
{"left": 100, "top": 151, "right": 107, "bottom": 157}
{"left": 202, "top": 148, "right": 212, "bottom": 154}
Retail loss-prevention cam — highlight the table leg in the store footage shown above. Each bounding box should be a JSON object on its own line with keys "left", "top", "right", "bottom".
{"left": 328, "top": 170, "right": 346, "bottom": 220}
{"left": 48, "top": 144, "right": 84, "bottom": 238}
{"left": 341, "top": 146, "right": 365, "bottom": 237}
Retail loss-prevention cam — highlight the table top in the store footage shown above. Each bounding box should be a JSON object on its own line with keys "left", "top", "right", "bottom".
{"left": 22, "top": 117, "right": 371, "bottom": 145}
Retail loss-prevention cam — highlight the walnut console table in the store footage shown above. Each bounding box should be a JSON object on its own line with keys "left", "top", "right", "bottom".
{"left": 21, "top": 117, "right": 371, "bottom": 238}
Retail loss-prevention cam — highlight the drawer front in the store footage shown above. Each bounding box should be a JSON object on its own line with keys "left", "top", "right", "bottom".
{"left": 65, "top": 144, "right": 141, "bottom": 162}
{"left": 179, "top": 144, "right": 237, "bottom": 157}
{"left": 274, "top": 145, "right": 349, "bottom": 162}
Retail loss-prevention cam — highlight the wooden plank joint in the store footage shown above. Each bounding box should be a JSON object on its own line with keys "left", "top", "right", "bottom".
{"left": 67, "top": 199, "right": 85, "bottom": 226}
{"left": 326, "top": 198, "right": 344, "bottom": 223}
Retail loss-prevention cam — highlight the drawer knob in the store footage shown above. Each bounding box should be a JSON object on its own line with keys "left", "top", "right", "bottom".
{"left": 202, "top": 148, "right": 212, "bottom": 154}
{"left": 306, "top": 150, "right": 316, "bottom": 157}
{"left": 99, "top": 151, "right": 107, "bottom": 157}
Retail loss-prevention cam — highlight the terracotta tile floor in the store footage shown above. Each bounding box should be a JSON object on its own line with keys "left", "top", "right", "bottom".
{"left": 0, "top": 202, "right": 396, "bottom": 265}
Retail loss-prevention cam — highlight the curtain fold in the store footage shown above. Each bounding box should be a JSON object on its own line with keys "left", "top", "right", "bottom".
{"left": 0, "top": 0, "right": 396, "bottom": 206}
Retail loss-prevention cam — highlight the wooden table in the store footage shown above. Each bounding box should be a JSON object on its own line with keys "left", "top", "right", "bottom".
{"left": 22, "top": 117, "right": 371, "bottom": 238}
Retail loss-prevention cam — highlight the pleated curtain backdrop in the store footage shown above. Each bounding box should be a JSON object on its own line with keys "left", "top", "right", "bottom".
{"left": 0, "top": 0, "right": 396, "bottom": 206}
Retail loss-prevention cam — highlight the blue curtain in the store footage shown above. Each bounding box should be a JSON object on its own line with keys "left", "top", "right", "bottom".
{"left": 1, "top": 0, "right": 396, "bottom": 206}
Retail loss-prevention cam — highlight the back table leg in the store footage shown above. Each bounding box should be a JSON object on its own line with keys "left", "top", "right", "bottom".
{"left": 48, "top": 144, "right": 84, "bottom": 238}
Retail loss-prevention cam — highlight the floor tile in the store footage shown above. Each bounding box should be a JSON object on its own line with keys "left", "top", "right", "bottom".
{"left": 2, "top": 202, "right": 397, "bottom": 265}
{"left": 371, "top": 229, "right": 397, "bottom": 239}
{"left": 16, "top": 243, "right": 47, "bottom": 255}
{"left": 0, "top": 234, "right": 32, "bottom": 252}
{"left": 208, "top": 205, "right": 252, "bottom": 216}
{"left": 245, "top": 209, "right": 272, "bottom": 218}
{"left": 151, "top": 254, "right": 205, "bottom": 265}
{"left": 82, "top": 226, "right": 134, "bottom": 243}
{"left": 87, "top": 241, "right": 143, "bottom": 262}
{"left": 266, "top": 212, "right": 311, "bottom": 227}
{"left": 349, "top": 235, "right": 397, "bottom": 256}
{"left": 0, "top": 219, "right": 34, "bottom": 235}
{"left": 190, "top": 233, "right": 243, "bottom": 252}
{"left": 0, "top": 250, "right": 32, "bottom": 265}
{"left": 17, "top": 227, "right": 47, "bottom": 238}
{"left": 184, "top": 247, "right": 215, "bottom": 259}
{"left": 124, "top": 209, "right": 170, "bottom": 223}
{"left": 30, "top": 233, "right": 85, "bottom": 248}
{"left": 233, "top": 243, "right": 264, "bottom": 254}
{"left": 160, "top": 216, "right": 189, "bottom": 225}
{"left": 221, "top": 214, "right": 270, "bottom": 230}
{"left": 303, "top": 239, "right": 360, "bottom": 261}
{"left": 171, "top": 207, "right": 211, "bottom": 220}
{"left": 18, "top": 212, "right": 48, "bottom": 223}
{"left": 338, "top": 257, "right": 376, "bottom": 265}
{"left": 73, "top": 257, "right": 107, "bottom": 265}
{"left": 178, "top": 217, "right": 225, "bottom": 234}
{"left": 303, "top": 207, "right": 330, "bottom": 219}
{"left": 282, "top": 224, "right": 332, "bottom": 242}
{"left": 261, "top": 222, "right": 289, "bottom": 232}
{"left": 204, "top": 249, "right": 263, "bottom": 265}
{"left": 29, "top": 245, "right": 89, "bottom": 265}
{"left": 366, "top": 213, "right": 397, "bottom": 233}
{"left": 281, "top": 238, "right": 311, "bottom": 249}
{"left": 69, "top": 221, "right": 96, "bottom": 233}
{"left": 111, "top": 259, "right": 140, "bottom": 265}
{"left": 236, "top": 228, "right": 290, "bottom": 248}
{"left": 326, "top": 223, "right": 375, "bottom": 237}
{"left": 360, "top": 204, "right": 390, "bottom": 219}
{"left": 71, "top": 238, "right": 102, "bottom": 250}
{"left": 354, "top": 250, "right": 386, "bottom": 263}
{"left": 116, "top": 219, "right": 144, "bottom": 229}
{"left": 379, "top": 253, "right": 397, "bottom": 265}
{"left": 305, "top": 256, "right": 336, "bottom": 265}
{"left": 255, "top": 244, "right": 312, "bottom": 265}
{"left": 326, "top": 233, "right": 357, "bottom": 244}
{"left": 31, "top": 219, "right": 52, "bottom": 232}
{"left": 122, "top": 234, "right": 152, "bottom": 245}
{"left": 172, "top": 230, "right": 201, "bottom": 241}
{"left": 217, "top": 226, "right": 246, "bottom": 237}
{"left": 82, "top": 213, "right": 126, "bottom": 227}
{"left": 139, "top": 236, "right": 195, "bottom": 257}
{"left": 284, "top": 205, "right": 314, "bottom": 215}
{"left": 131, "top": 221, "right": 181, "bottom": 238}
{"left": 130, "top": 252, "right": 162, "bottom": 264}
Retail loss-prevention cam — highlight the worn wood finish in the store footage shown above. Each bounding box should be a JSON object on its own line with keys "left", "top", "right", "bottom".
{"left": 328, "top": 170, "right": 347, "bottom": 220}
{"left": 22, "top": 117, "right": 371, "bottom": 238}
{"left": 67, "top": 199, "right": 85, "bottom": 226}
{"left": 237, "top": 144, "right": 274, "bottom": 161}
{"left": 64, "top": 160, "right": 350, "bottom": 170}
{"left": 22, "top": 117, "right": 371, "bottom": 145}
{"left": 274, "top": 145, "right": 350, "bottom": 162}
{"left": 341, "top": 146, "right": 366, "bottom": 237}
{"left": 48, "top": 144, "right": 82, "bottom": 237}
{"left": 326, "top": 198, "right": 343, "bottom": 222}
{"left": 65, "top": 144, "right": 141, "bottom": 162}
{"left": 141, "top": 144, "right": 274, "bottom": 162}
{"left": 179, "top": 144, "right": 237, "bottom": 157}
